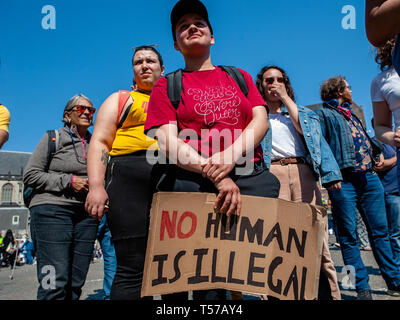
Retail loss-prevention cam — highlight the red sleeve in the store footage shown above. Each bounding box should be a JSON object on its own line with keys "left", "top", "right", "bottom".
{"left": 144, "top": 77, "right": 177, "bottom": 133}
{"left": 238, "top": 68, "right": 267, "bottom": 108}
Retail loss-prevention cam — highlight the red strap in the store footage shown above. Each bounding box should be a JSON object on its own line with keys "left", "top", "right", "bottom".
{"left": 117, "top": 90, "right": 131, "bottom": 124}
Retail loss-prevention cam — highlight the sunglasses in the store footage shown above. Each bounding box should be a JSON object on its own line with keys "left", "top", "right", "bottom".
{"left": 73, "top": 105, "right": 96, "bottom": 115}
{"left": 264, "top": 77, "right": 285, "bottom": 85}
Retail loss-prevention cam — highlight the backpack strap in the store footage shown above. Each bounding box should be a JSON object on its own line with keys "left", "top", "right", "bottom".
{"left": 166, "top": 69, "right": 183, "bottom": 110}
{"left": 117, "top": 90, "right": 132, "bottom": 126}
{"left": 45, "top": 129, "right": 59, "bottom": 172}
{"left": 218, "top": 66, "right": 248, "bottom": 97}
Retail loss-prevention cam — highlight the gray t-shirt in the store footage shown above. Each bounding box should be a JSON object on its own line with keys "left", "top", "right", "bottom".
{"left": 23, "top": 126, "right": 91, "bottom": 208}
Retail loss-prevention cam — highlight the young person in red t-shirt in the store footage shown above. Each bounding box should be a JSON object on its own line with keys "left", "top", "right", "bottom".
{"left": 145, "top": 0, "right": 280, "bottom": 301}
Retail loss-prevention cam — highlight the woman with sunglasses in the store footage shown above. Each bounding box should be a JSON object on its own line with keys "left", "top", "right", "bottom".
{"left": 256, "top": 65, "right": 343, "bottom": 300}
{"left": 85, "top": 45, "right": 164, "bottom": 300}
{"left": 23, "top": 94, "right": 98, "bottom": 300}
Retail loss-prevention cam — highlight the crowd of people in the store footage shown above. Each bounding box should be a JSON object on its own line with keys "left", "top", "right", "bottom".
{"left": 0, "top": 230, "right": 35, "bottom": 268}
{"left": 0, "top": 0, "right": 397, "bottom": 301}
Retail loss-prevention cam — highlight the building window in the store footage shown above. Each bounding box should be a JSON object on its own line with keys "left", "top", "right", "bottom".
{"left": 1, "top": 183, "right": 13, "bottom": 203}
{"left": 12, "top": 215, "right": 19, "bottom": 225}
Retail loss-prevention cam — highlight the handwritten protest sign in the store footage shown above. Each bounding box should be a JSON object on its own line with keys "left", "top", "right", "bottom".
{"left": 141, "top": 192, "right": 326, "bottom": 300}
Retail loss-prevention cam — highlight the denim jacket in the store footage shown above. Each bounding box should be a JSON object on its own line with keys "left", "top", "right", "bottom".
{"left": 313, "top": 102, "right": 382, "bottom": 170}
{"left": 261, "top": 105, "right": 342, "bottom": 187}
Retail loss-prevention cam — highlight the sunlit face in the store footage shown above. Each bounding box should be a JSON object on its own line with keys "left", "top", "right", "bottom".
{"left": 340, "top": 80, "right": 353, "bottom": 104}
{"left": 65, "top": 98, "right": 94, "bottom": 129}
{"left": 133, "top": 49, "right": 164, "bottom": 92}
{"left": 174, "top": 13, "right": 215, "bottom": 55}
{"left": 261, "top": 68, "right": 286, "bottom": 103}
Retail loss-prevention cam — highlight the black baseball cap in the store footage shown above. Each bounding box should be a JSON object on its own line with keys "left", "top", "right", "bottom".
{"left": 170, "top": 0, "right": 213, "bottom": 41}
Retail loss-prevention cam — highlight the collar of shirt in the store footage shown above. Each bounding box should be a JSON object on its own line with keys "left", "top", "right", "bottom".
{"left": 326, "top": 99, "right": 352, "bottom": 119}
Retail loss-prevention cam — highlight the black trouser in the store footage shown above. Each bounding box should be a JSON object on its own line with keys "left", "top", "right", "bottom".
{"left": 105, "top": 152, "right": 164, "bottom": 300}
{"left": 160, "top": 161, "right": 281, "bottom": 301}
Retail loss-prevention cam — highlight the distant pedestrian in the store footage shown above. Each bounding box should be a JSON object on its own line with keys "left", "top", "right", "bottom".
{"left": 96, "top": 215, "right": 116, "bottom": 300}
{"left": 1, "top": 229, "right": 17, "bottom": 269}
{"left": 20, "top": 235, "right": 35, "bottom": 265}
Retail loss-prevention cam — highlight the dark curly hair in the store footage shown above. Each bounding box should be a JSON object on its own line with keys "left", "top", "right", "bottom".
{"left": 255, "top": 65, "right": 296, "bottom": 104}
{"left": 320, "top": 76, "right": 347, "bottom": 102}
{"left": 375, "top": 38, "right": 395, "bottom": 71}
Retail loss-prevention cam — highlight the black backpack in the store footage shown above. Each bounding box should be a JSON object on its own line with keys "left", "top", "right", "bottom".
{"left": 165, "top": 65, "right": 249, "bottom": 110}
{"left": 23, "top": 130, "right": 60, "bottom": 207}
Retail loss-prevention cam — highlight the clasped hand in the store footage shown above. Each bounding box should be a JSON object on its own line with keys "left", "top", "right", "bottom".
{"left": 201, "top": 152, "right": 241, "bottom": 217}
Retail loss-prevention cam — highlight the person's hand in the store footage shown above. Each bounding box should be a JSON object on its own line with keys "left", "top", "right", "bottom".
{"left": 214, "top": 177, "right": 242, "bottom": 217}
{"left": 85, "top": 186, "right": 109, "bottom": 221}
{"left": 201, "top": 152, "right": 236, "bottom": 183}
{"left": 71, "top": 176, "right": 89, "bottom": 193}
{"left": 394, "top": 130, "right": 400, "bottom": 148}
{"left": 269, "top": 82, "right": 288, "bottom": 101}
{"left": 374, "top": 154, "right": 385, "bottom": 171}
{"left": 327, "top": 182, "right": 341, "bottom": 191}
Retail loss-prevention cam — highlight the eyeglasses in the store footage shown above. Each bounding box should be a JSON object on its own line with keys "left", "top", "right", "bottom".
{"left": 263, "top": 77, "right": 284, "bottom": 85}
{"left": 345, "top": 85, "right": 352, "bottom": 90}
{"left": 73, "top": 105, "right": 96, "bottom": 115}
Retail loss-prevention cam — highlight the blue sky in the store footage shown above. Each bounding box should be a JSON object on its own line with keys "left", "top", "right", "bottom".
{"left": 0, "top": 0, "right": 382, "bottom": 152}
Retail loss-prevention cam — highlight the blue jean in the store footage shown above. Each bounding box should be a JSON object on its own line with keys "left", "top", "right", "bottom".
{"left": 329, "top": 170, "right": 400, "bottom": 292}
{"left": 30, "top": 204, "right": 98, "bottom": 300}
{"left": 385, "top": 193, "right": 400, "bottom": 266}
{"left": 97, "top": 215, "right": 117, "bottom": 300}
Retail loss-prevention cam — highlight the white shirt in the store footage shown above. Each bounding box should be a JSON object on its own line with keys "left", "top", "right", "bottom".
{"left": 269, "top": 113, "right": 307, "bottom": 160}
{"left": 371, "top": 66, "right": 400, "bottom": 126}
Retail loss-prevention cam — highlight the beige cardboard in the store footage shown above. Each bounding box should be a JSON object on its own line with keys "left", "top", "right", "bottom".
{"left": 141, "top": 192, "right": 326, "bottom": 300}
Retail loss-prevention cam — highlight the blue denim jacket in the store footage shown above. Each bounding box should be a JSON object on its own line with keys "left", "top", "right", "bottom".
{"left": 313, "top": 102, "right": 382, "bottom": 170}
{"left": 261, "top": 105, "right": 342, "bottom": 187}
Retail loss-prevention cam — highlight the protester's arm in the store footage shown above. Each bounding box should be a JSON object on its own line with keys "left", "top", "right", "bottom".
{"left": 372, "top": 100, "right": 398, "bottom": 146}
{"left": 374, "top": 153, "right": 397, "bottom": 171}
{"left": 156, "top": 123, "right": 241, "bottom": 216}
{"left": 0, "top": 130, "right": 8, "bottom": 149}
{"left": 202, "top": 106, "right": 269, "bottom": 183}
{"left": 365, "top": 0, "right": 400, "bottom": 46}
{"left": 269, "top": 81, "right": 303, "bottom": 134}
{"left": 156, "top": 123, "right": 206, "bottom": 174}
{"left": 85, "top": 92, "right": 123, "bottom": 221}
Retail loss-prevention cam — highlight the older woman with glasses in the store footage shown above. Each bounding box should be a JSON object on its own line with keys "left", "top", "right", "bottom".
{"left": 23, "top": 93, "right": 98, "bottom": 300}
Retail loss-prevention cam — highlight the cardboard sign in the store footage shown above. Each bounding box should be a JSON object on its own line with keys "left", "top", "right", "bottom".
{"left": 142, "top": 192, "right": 326, "bottom": 300}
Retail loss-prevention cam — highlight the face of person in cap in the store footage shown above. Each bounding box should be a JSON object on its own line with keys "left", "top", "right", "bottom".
{"left": 174, "top": 13, "right": 215, "bottom": 57}
{"left": 133, "top": 49, "right": 164, "bottom": 92}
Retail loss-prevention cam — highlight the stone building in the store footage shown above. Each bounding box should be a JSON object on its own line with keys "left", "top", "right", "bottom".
{"left": 0, "top": 151, "right": 31, "bottom": 238}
